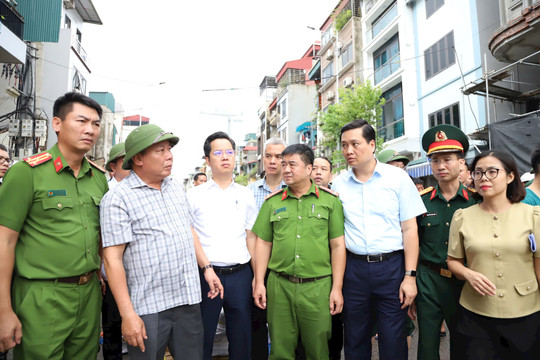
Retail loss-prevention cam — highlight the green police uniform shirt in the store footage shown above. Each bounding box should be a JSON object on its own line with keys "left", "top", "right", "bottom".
{"left": 0, "top": 144, "right": 108, "bottom": 279}
{"left": 252, "top": 182, "right": 344, "bottom": 278}
{"left": 418, "top": 183, "right": 476, "bottom": 266}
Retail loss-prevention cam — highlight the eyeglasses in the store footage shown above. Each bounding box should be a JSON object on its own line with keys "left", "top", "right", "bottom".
{"left": 472, "top": 168, "right": 503, "bottom": 181}
{"left": 213, "top": 149, "right": 235, "bottom": 157}
{"left": 0, "top": 156, "right": 12, "bottom": 165}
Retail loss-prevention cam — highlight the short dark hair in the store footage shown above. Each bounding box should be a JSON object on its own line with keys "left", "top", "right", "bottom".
{"left": 0, "top": 144, "right": 7, "bottom": 152}
{"left": 470, "top": 151, "right": 525, "bottom": 203}
{"left": 340, "top": 119, "right": 376, "bottom": 145}
{"left": 281, "top": 144, "right": 314, "bottom": 166}
{"left": 193, "top": 172, "right": 207, "bottom": 181}
{"left": 530, "top": 144, "right": 540, "bottom": 174}
{"left": 315, "top": 156, "right": 332, "bottom": 170}
{"left": 203, "top": 131, "right": 236, "bottom": 157}
{"left": 411, "top": 176, "right": 423, "bottom": 185}
{"left": 53, "top": 92, "right": 103, "bottom": 120}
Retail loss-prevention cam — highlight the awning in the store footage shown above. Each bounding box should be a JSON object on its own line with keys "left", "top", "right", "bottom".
{"left": 296, "top": 121, "right": 314, "bottom": 132}
{"left": 406, "top": 161, "right": 432, "bottom": 178}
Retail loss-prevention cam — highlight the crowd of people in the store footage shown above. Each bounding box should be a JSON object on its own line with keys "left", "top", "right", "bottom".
{"left": 0, "top": 92, "right": 539, "bottom": 360}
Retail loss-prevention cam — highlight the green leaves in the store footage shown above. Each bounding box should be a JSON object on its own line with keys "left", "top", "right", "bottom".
{"left": 319, "top": 80, "right": 385, "bottom": 170}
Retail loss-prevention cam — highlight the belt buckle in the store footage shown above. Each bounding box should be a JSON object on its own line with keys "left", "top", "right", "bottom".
{"left": 367, "top": 254, "right": 383, "bottom": 263}
{"left": 78, "top": 273, "right": 91, "bottom": 285}
{"left": 289, "top": 275, "right": 302, "bottom": 283}
{"left": 440, "top": 269, "right": 452, "bottom": 278}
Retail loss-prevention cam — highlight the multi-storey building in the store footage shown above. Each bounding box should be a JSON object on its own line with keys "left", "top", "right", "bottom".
{"left": 256, "top": 76, "right": 277, "bottom": 174}
{"left": 0, "top": 0, "right": 102, "bottom": 158}
{"left": 272, "top": 45, "right": 320, "bottom": 147}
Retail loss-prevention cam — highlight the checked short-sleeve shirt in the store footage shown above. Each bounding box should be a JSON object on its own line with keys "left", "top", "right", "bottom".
{"left": 100, "top": 171, "right": 201, "bottom": 316}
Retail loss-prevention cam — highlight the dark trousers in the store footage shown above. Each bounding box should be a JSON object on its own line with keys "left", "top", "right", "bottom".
{"left": 252, "top": 302, "right": 269, "bottom": 359}
{"left": 200, "top": 265, "right": 252, "bottom": 360}
{"left": 343, "top": 252, "right": 408, "bottom": 360}
{"left": 128, "top": 304, "right": 203, "bottom": 360}
{"left": 102, "top": 281, "right": 123, "bottom": 360}
{"left": 457, "top": 307, "right": 540, "bottom": 360}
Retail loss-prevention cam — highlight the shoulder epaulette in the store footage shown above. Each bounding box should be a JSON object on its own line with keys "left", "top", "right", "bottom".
{"left": 86, "top": 158, "right": 106, "bottom": 174}
{"left": 466, "top": 186, "right": 477, "bottom": 193}
{"left": 419, "top": 186, "right": 434, "bottom": 196}
{"left": 23, "top": 152, "right": 52, "bottom": 167}
{"left": 319, "top": 185, "right": 339, "bottom": 197}
{"left": 265, "top": 188, "right": 285, "bottom": 200}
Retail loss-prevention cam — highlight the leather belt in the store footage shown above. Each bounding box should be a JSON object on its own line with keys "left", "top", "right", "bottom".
{"left": 56, "top": 271, "right": 95, "bottom": 285}
{"left": 420, "top": 260, "right": 453, "bottom": 278}
{"left": 213, "top": 262, "right": 249, "bottom": 275}
{"left": 347, "top": 250, "right": 403, "bottom": 263}
{"left": 274, "top": 271, "right": 330, "bottom": 284}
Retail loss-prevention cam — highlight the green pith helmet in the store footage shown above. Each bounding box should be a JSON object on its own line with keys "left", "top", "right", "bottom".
{"left": 122, "top": 124, "right": 179, "bottom": 170}
{"left": 105, "top": 142, "right": 126, "bottom": 172}
{"left": 377, "top": 149, "right": 410, "bottom": 166}
{"left": 422, "top": 124, "right": 469, "bottom": 157}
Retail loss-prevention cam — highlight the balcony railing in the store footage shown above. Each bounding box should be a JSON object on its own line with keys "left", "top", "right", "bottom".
{"left": 374, "top": 52, "right": 400, "bottom": 85}
{"left": 378, "top": 118, "right": 404, "bottom": 142}
{"left": 366, "top": 2, "right": 397, "bottom": 42}
{"left": 72, "top": 35, "right": 88, "bottom": 64}
{"left": 0, "top": 0, "right": 24, "bottom": 40}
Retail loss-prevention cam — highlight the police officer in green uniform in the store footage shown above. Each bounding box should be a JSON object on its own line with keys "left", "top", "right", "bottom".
{"left": 414, "top": 124, "right": 476, "bottom": 360}
{"left": 252, "top": 144, "right": 345, "bottom": 360}
{"left": 0, "top": 92, "right": 108, "bottom": 359}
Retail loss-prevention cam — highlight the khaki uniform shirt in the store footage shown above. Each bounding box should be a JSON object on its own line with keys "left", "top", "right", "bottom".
{"left": 252, "top": 182, "right": 344, "bottom": 278}
{"left": 0, "top": 144, "right": 108, "bottom": 279}
{"left": 448, "top": 203, "right": 540, "bottom": 318}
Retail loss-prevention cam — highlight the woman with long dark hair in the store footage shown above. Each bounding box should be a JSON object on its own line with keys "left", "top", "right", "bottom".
{"left": 447, "top": 150, "right": 540, "bottom": 359}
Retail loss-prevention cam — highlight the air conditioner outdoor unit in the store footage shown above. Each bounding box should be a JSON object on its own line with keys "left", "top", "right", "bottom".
{"left": 63, "top": 0, "right": 75, "bottom": 9}
{"left": 326, "top": 91, "right": 335, "bottom": 101}
{"left": 326, "top": 49, "right": 334, "bottom": 60}
{"left": 344, "top": 77, "right": 353, "bottom": 88}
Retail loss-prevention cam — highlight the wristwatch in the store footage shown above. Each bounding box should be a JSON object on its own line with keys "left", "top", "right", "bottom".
{"left": 405, "top": 270, "right": 417, "bottom": 277}
{"left": 203, "top": 264, "right": 213, "bottom": 272}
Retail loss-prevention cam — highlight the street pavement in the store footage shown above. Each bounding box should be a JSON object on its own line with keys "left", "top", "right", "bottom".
{"left": 94, "top": 319, "right": 451, "bottom": 359}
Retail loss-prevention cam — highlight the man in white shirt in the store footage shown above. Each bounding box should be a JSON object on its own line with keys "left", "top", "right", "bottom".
{"left": 188, "top": 131, "right": 258, "bottom": 360}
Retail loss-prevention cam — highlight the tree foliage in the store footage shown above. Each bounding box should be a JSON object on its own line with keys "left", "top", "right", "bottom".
{"left": 319, "top": 81, "right": 386, "bottom": 170}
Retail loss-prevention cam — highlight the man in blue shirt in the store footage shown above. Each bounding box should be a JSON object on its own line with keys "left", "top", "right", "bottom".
{"left": 332, "top": 119, "right": 426, "bottom": 360}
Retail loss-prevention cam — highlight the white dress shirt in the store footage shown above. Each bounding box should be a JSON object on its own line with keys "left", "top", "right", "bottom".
{"left": 188, "top": 178, "right": 258, "bottom": 266}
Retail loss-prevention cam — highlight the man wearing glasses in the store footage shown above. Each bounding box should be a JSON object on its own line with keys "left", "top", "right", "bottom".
{"left": 100, "top": 124, "right": 223, "bottom": 360}
{"left": 188, "top": 131, "right": 258, "bottom": 360}
{"left": 414, "top": 124, "right": 476, "bottom": 360}
{"left": 0, "top": 144, "right": 10, "bottom": 183}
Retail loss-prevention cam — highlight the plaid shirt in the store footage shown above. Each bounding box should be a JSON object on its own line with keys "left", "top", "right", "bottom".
{"left": 247, "top": 178, "right": 286, "bottom": 211}
{"left": 100, "top": 172, "right": 201, "bottom": 316}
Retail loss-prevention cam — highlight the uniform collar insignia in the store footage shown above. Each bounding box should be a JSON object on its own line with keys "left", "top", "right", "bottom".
{"left": 54, "top": 156, "right": 63, "bottom": 173}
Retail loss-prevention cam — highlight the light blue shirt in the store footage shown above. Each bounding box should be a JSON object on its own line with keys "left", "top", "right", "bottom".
{"left": 332, "top": 162, "right": 426, "bottom": 255}
{"left": 100, "top": 172, "right": 201, "bottom": 316}
{"left": 247, "top": 178, "right": 287, "bottom": 211}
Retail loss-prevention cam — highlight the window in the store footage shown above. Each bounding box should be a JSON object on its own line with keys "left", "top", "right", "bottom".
{"left": 379, "top": 84, "right": 404, "bottom": 141}
{"left": 64, "top": 15, "right": 71, "bottom": 29}
{"left": 72, "top": 69, "right": 86, "bottom": 94}
{"left": 279, "top": 99, "right": 287, "bottom": 119}
{"left": 428, "top": 103, "right": 460, "bottom": 128}
{"left": 341, "top": 42, "right": 353, "bottom": 68}
{"left": 426, "top": 0, "right": 444, "bottom": 18}
{"left": 424, "top": 31, "right": 455, "bottom": 80}
{"left": 76, "top": 29, "right": 82, "bottom": 43}
{"left": 373, "top": 35, "right": 400, "bottom": 84}
{"left": 322, "top": 61, "right": 334, "bottom": 85}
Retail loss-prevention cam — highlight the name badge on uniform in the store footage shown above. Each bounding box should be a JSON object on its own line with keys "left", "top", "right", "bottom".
{"left": 423, "top": 212, "right": 437, "bottom": 217}
{"left": 273, "top": 207, "right": 286, "bottom": 215}
{"left": 47, "top": 190, "right": 67, "bottom": 197}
